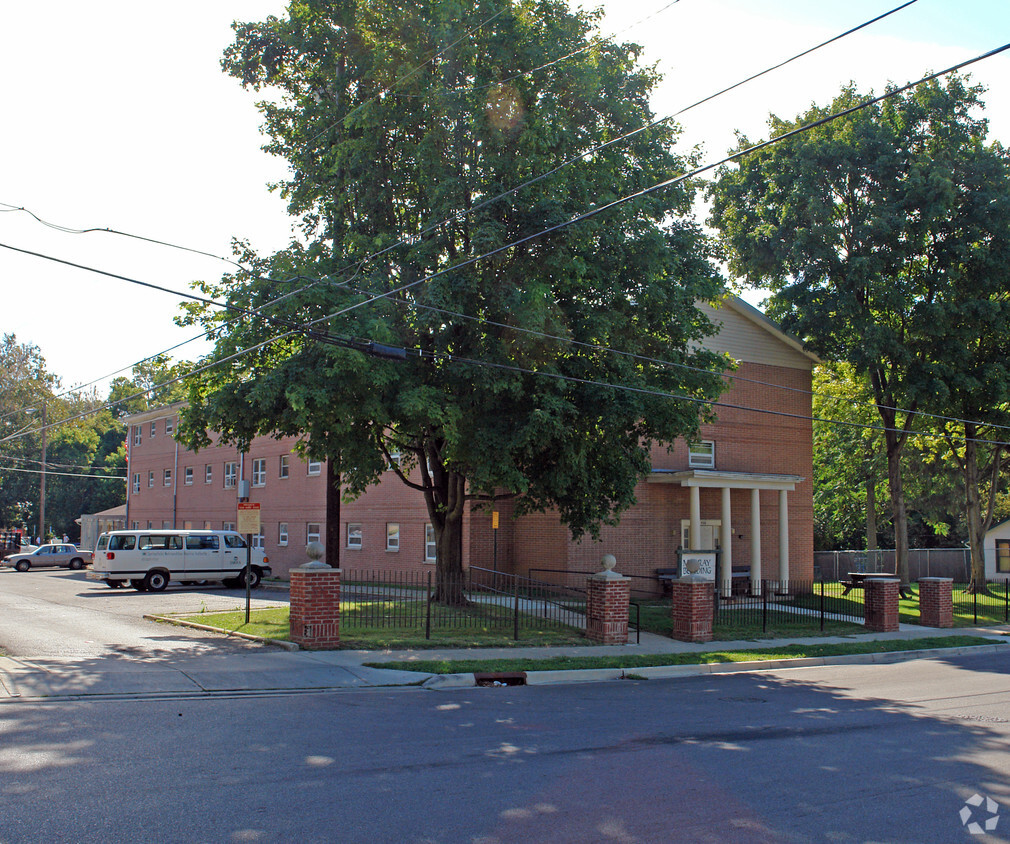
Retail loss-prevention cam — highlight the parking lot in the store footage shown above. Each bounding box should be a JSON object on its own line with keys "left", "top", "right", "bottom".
{"left": 0, "top": 566, "right": 289, "bottom": 658}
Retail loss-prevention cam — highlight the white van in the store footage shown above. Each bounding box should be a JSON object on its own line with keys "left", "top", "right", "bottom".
{"left": 87, "top": 530, "right": 271, "bottom": 592}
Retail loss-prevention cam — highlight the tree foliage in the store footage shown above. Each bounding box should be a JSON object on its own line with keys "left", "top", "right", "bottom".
{"left": 178, "top": 0, "right": 728, "bottom": 599}
{"left": 710, "top": 76, "right": 1010, "bottom": 584}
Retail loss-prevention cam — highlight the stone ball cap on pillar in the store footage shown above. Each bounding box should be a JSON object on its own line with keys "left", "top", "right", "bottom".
{"left": 593, "top": 553, "right": 628, "bottom": 581}
{"left": 298, "top": 540, "right": 330, "bottom": 570}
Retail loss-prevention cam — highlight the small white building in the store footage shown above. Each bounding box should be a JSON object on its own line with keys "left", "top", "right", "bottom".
{"left": 983, "top": 518, "right": 1010, "bottom": 579}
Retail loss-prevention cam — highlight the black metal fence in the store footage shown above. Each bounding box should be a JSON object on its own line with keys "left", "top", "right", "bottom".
{"left": 713, "top": 578, "right": 866, "bottom": 634}
{"left": 339, "top": 567, "right": 588, "bottom": 640}
{"left": 951, "top": 581, "right": 1010, "bottom": 625}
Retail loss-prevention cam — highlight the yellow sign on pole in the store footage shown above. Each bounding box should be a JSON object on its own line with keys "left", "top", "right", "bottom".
{"left": 237, "top": 502, "right": 261, "bottom": 535}
{"left": 492, "top": 510, "right": 499, "bottom": 530}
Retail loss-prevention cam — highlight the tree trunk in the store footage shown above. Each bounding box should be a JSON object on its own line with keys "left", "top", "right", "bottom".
{"left": 963, "top": 425, "right": 988, "bottom": 593}
{"left": 865, "top": 471, "right": 878, "bottom": 551}
{"left": 325, "top": 461, "right": 341, "bottom": 569}
{"left": 425, "top": 467, "right": 468, "bottom": 606}
{"left": 883, "top": 426, "right": 910, "bottom": 585}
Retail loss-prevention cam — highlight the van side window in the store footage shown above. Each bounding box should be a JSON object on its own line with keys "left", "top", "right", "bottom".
{"left": 224, "top": 535, "right": 247, "bottom": 549}
{"left": 139, "top": 535, "right": 182, "bottom": 551}
{"left": 186, "top": 536, "right": 220, "bottom": 550}
{"left": 109, "top": 535, "right": 136, "bottom": 551}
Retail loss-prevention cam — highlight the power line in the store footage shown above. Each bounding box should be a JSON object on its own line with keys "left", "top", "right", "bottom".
{"left": 0, "top": 464, "right": 125, "bottom": 481}
{"left": 0, "top": 0, "right": 918, "bottom": 317}
{"left": 4, "top": 38, "right": 1009, "bottom": 450}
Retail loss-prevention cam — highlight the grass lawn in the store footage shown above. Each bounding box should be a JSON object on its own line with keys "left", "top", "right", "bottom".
{"left": 366, "top": 635, "right": 1003, "bottom": 674}
{"left": 177, "top": 604, "right": 590, "bottom": 650}
{"left": 634, "top": 599, "right": 865, "bottom": 640}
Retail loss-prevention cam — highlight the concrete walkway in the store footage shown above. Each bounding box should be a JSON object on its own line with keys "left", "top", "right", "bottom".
{"left": 0, "top": 623, "right": 1006, "bottom": 701}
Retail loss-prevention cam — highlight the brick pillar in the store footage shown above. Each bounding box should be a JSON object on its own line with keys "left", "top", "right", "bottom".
{"left": 864, "top": 577, "right": 900, "bottom": 633}
{"left": 918, "top": 577, "right": 953, "bottom": 628}
{"left": 289, "top": 546, "right": 341, "bottom": 649}
{"left": 670, "top": 576, "right": 714, "bottom": 643}
{"left": 585, "top": 554, "right": 631, "bottom": 645}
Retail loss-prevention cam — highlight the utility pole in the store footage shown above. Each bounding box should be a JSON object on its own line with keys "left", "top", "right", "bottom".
{"left": 39, "top": 402, "right": 47, "bottom": 542}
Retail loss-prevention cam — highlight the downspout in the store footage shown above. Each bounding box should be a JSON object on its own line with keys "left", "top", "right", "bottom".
{"left": 172, "top": 439, "right": 179, "bottom": 529}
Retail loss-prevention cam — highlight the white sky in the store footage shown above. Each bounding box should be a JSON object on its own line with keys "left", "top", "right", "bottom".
{"left": 2, "top": 0, "right": 1009, "bottom": 395}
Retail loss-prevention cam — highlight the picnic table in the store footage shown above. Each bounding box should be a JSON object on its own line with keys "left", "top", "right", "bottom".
{"left": 841, "top": 572, "right": 914, "bottom": 600}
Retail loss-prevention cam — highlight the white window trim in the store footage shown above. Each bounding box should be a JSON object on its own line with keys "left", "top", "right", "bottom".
{"left": 252, "top": 458, "right": 266, "bottom": 487}
{"left": 148, "top": 471, "right": 154, "bottom": 489}
{"left": 205, "top": 464, "right": 213, "bottom": 484}
{"left": 424, "top": 524, "right": 436, "bottom": 563}
{"left": 184, "top": 467, "right": 193, "bottom": 485}
{"left": 163, "top": 469, "right": 172, "bottom": 487}
{"left": 307, "top": 460, "right": 322, "bottom": 476}
{"left": 307, "top": 523, "right": 321, "bottom": 545}
{"left": 688, "top": 440, "right": 716, "bottom": 469}
{"left": 279, "top": 454, "right": 290, "bottom": 479}
{"left": 224, "top": 462, "right": 237, "bottom": 489}
{"left": 386, "top": 523, "right": 400, "bottom": 552}
{"left": 347, "top": 523, "right": 362, "bottom": 549}
{"left": 278, "top": 523, "right": 289, "bottom": 546}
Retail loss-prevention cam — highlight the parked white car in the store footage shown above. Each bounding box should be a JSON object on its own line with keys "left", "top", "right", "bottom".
{"left": 87, "top": 529, "right": 270, "bottom": 591}
{"left": 2, "top": 543, "right": 94, "bottom": 572}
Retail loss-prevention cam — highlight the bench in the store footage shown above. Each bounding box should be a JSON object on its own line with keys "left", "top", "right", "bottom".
{"left": 841, "top": 572, "right": 913, "bottom": 600}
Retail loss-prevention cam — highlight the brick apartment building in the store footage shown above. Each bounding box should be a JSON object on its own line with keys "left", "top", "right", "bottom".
{"left": 122, "top": 297, "right": 816, "bottom": 586}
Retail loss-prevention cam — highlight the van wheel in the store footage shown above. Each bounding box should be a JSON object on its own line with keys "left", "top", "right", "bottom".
{"left": 14, "top": 560, "right": 29, "bottom": 572}
{"left": 131, "top": 579, "right": 148, "bottom": 591}
{"left": 106, "top": 580, "right": 125, "bottom": 589}
{"left": 69, "top": 558, "right": 84, "bottom": 570}
{"left": 240, "top": 568, "right": 262, "bottom": 589}
{"left": 144, "top": 571, "right": 169, "bottom": 592}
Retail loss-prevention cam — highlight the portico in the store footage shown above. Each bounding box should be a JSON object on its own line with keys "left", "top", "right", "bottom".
{"left": 649, "top": 469, "right": 805, "bottom": 595}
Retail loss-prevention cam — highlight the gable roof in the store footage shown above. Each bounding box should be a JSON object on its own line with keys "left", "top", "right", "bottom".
{"left": 698, "top": 296, "right": 821, "bottom": 370}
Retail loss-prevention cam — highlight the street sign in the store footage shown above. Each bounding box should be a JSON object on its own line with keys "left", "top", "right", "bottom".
{"left": 492, "top": 510, "right": 499, "bottom": 530}
{"left": 237, "top": 502, "right": 261, "bottom": 535}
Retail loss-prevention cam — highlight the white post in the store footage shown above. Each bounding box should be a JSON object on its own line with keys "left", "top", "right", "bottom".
{"left": 751, "top": 488, "right": 762, "bottom": 593}
{"left": 720, "top": 487, "right": 732, "bottom": 597}
{"left": 779, "top": 489, "right": 790, "bottom": 584}
{"left": 689, "top": 485, "right": 701, "bottom": 550}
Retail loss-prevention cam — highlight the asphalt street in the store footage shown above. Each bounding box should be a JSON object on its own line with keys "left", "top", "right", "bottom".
{"left": 3, "top": 651, "right": 1010, "bottom": 843}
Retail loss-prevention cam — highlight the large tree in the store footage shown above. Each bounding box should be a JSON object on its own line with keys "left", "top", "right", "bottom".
{"left": 709, "top": 76, "right": 1010, "bottom": 585}
{"left": 178, "top": 0, "right": 727, "bottom": 601}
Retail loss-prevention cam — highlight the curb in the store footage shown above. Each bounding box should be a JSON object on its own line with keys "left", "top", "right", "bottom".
{"left": 144, "top": 614, "right": 299, "bottom": 651}
{"left": 416, "top": 642, "right": 1009, "bottom": 688}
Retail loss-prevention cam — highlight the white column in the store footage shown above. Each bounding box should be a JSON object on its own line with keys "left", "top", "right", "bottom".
{"left": 779, "top": 489, "right": 790, "bottom": 584}
{"left": 689, "top": 485, "right": 701, "bottom": 549}
{"left": 720, "top": 487, "right": 732, "bottom": 597}
{"left": 751, "top": 488, "right": 762, "bottom": 593}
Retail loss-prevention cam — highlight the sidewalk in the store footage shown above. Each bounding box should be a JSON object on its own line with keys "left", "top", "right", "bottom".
{"left": 0, "top": 623, "right": 1005, "bottom": 701}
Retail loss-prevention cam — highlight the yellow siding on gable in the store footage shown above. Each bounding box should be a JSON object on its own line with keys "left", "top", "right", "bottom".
{"left": 697, "top": 301, "right": 813, "bottom": 370}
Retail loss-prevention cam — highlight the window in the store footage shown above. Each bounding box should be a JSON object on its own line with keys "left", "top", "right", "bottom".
{"left": 425, "top": 524, "right": 436, "bottom": 563}
{"left": 132, "top": 473, "right": 140, "bottom": 494}
{"left": 688, "top": 440, "right": 716, "bottom": 469}
{"left": 203, "top": 521, "right": 212, "bottom": 530}
{"left": 224, "top": 533, "right": 245, "bottom": 548}
{"left": 223, "top": 522, "right": 236, "bottom": 532}
{"left": 998, "top": 540, "right": 1010, "bottom": 574}
{"left": 347, "top": 523, "right": 362, "bottom": 549}
{"left": 146, "top": 521, "right": 153, "bottom": 529}
{"left": 251, "top": 533, "right": 265, "bottom": 550}
{"left": 161, "top": 521, "right": 172, "bottom": 530}
{"left": 205, "top": 464, "right": 213, "bottom": 484}
{"left": 387, "top": 451, "right": 401, "bottom": 471}
{"left": 279, "top": 455, "right": 290, "bottom": 479}
{"left": 163, "top": 469, "right": 172, "bottom": 487}
{"left": 165, "top": 418, "right": 174, "bottom": 435}
{"left": 184, "top": 467, "right": 193, "bottom": 485}
{"left": 252, "top": 458, "right": 266, "bottom": 487}
{"left": 130, "top": 521, "right": 140, "bottom": 530}
{"left": 307, "top": 523, "right": 321, "bottom": 545}
{"left": 224, "top": 462, "right": 237, "bottom": 489}
{"left": 150, "top": 421, "right": 156, "bottom": 438}
{"left": 186, "top": 535, "right": 219, "bottom": 550}
{"left": 133, "top": 426, "right": 142, "bottom": 446}
{"left": 183, "top": 521, "right": 193, "bottom": 530}
{"left": 386, "top": 523, "right": 400, "bottom": 552}
{"left": 307, "top": 459, "right": 322, "bottom": 476}
{"left": 148, "top": 471, "right": 154, "bottom": 488}
{"left": 109, "top": 535, "right": 136, "bottom": 551}
{"left": 278, "top": 523, "right": 289, "bottom": 546}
